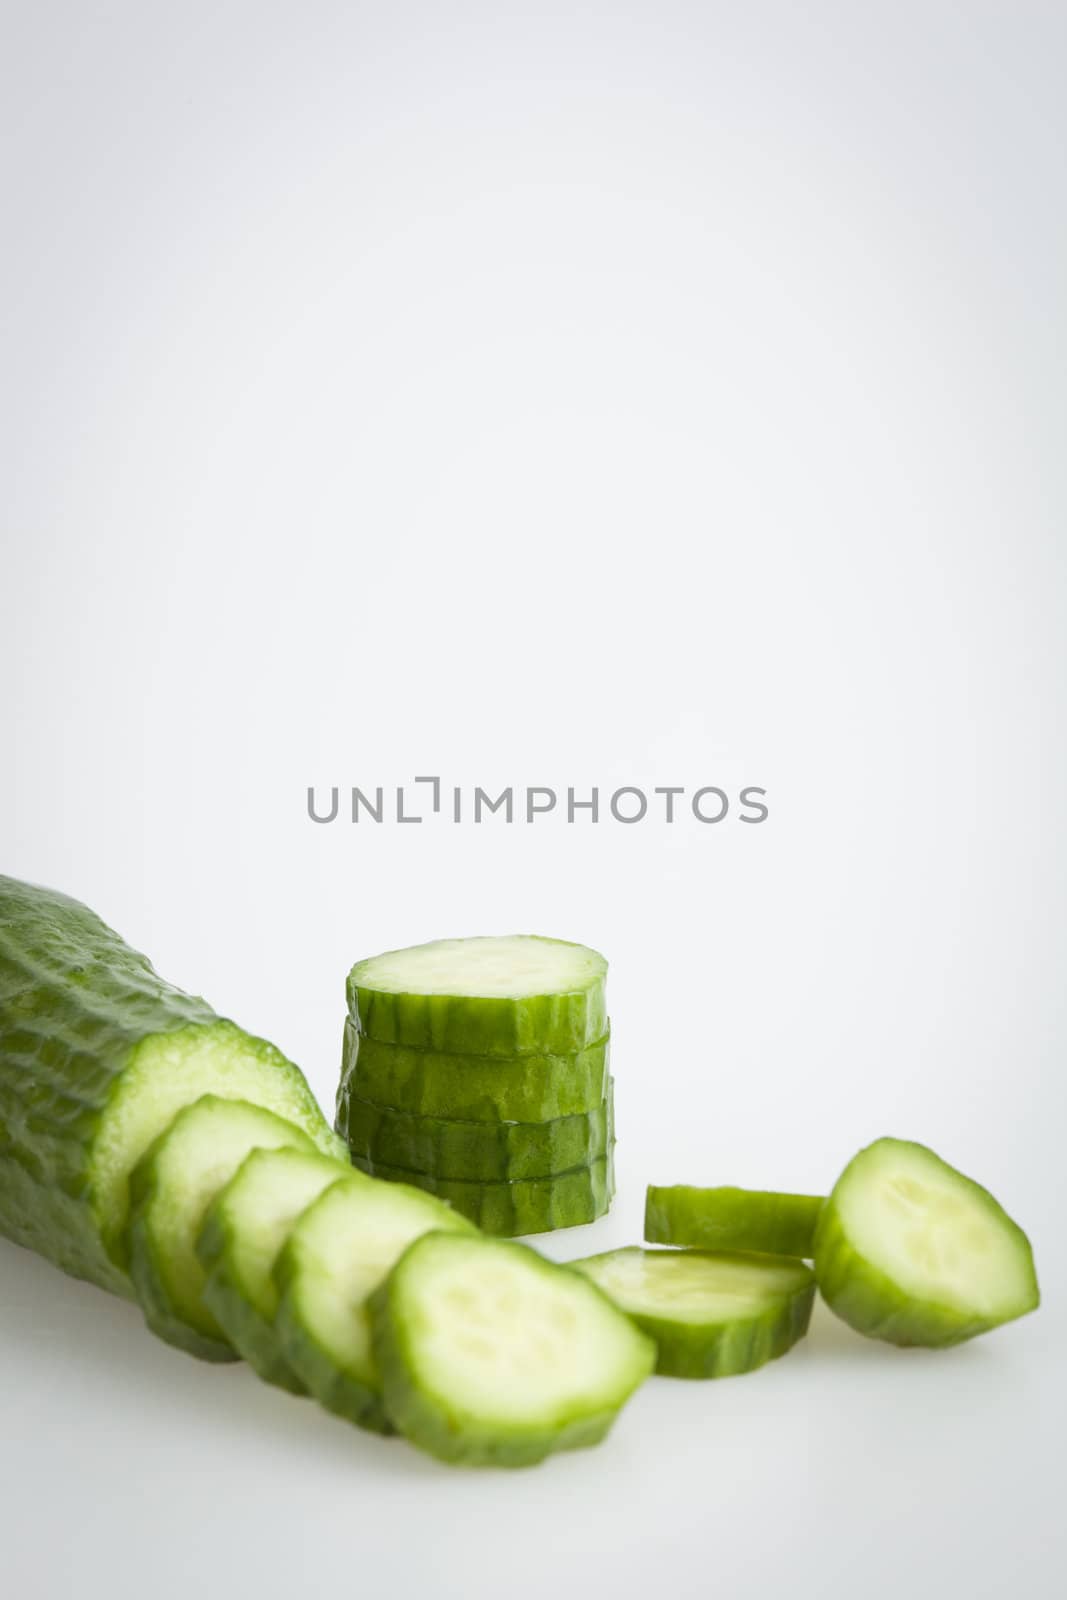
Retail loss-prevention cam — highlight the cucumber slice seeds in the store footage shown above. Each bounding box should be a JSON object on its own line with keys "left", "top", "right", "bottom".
{"left": 370, "top": 1231, "right": 656, "bottom": 1466}
{"left": 274, "top": 1174, "right": 477, "bottom": 1433}
{"left": 350, "top": 1150, "right": 616, "bottom": 1236}
{"left": 814, "top": 1137, "right": 1040, "bottom": 1347}
{"left": 571, "top": 1247, "right": 815, "bottom": 1378}
{"left": 347, "top": 935, "right": 608, "bottom": 1056}
{"left": 126, "top": 1096, "right": 317, "bottom": 1361}
{"left": 645, "top": 1185, "right": 824, "bottom": 1258}
{"left": 198, "top": 1147, "right": 357, "bottom": 1392}
{"left": 339, "top": 1081, "right": 614, "bottom": 1183}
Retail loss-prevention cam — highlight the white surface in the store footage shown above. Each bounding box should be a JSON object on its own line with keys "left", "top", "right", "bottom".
{"left": 2, "top": 4, "right": 1064, "bottom": 1598}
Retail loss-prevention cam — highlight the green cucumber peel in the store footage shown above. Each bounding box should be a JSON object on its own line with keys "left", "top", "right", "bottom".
{"left": 645, "top": 1185, "right": 825, "bottom": 1258}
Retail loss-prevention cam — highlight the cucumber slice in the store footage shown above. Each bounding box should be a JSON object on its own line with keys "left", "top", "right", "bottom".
{"left": 273, "top": 1175, "right": 476, "bottom": 1433}
{"left": 339, "top": 1018, "right": 611, "bottom": 1122}
{"left": 338, "top": 1081, "right": 614, "bottom": 1182}
{"left": 645, "top": 1185, "right": 824, "bottom": 1258}
{"left": 197, "top": 1147, "right": 357, "bottom": 1392}
{"left": 814, "top": 1137, "right": 1040, "bottom": 1347}
{"left": 347, "top": 935, "right": 608, "bottom": 1057}
{"left": 0, "top": 875, "right": 345, "bottom": 1294}
{"left": 350, "top": 1151, "right": 615, "bottom": 1236}
{"left": 126, "top": 1097, "right": 318, "bottom": 1361}
{"left": 369, "top": 1231, "right": 656, "bottom": 1466}
{"left": 570, "top": 1247, "right": 815, "bottom": 1379}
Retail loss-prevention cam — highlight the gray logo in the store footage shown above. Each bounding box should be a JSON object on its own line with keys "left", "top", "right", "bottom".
{"left": 307, "top": 777, "right": 768, "bottom": 825}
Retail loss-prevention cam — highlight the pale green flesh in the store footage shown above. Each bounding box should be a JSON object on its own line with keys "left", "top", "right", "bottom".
{"left": 350, "top": 936, "right": 606, "bottom": 998}
{"left": 279, "top": 1180, "right": 475, "bottom": 1385}
{"left": 203, "top": 1147, "right": 354, "bottom": 1319}
{"left": 574, "top": 1248, "right": 812, "bottom": 1323}
{"left": 132, "top": 1097, "right": 315, "bottom": 1335}
{"left": 837, "top": 1140, "right": 1035, "bottom": 1320}
{"left": 96, "top": 1021, "right": 346, "bottom": 1259}
{"left": 393, "top": 1235, "right": 652, "bottom": 1425}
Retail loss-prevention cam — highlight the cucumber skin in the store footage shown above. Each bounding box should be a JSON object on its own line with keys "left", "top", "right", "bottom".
{"left": 347, "top": 941, "right": 607, "bottom": 1058}
{"left": 0, "top": 876, "right": 342, "bottom": 1293}
{"left": 0, "top": 876, "right": 214, "bottom": 1293}
{"left": 571, "top": 1249, "right": 816, "bottom": 1379}
{"left": 644, "top": 1186, "right": 825, "bottom": 1259}
{"left": 814, "top": 1139, "right": 1041, "bottom": 1348}
{"left": 369, "top": 1236, "right": 655, "bottom": 1468}
{"left": 349, "top": 1151, "right": 615, "bottom": 1236}
{"left": 338, "top": 1083, "right": 614, "bottom": 1182}
{"left": 338, "top": 1019, "right": 612, "bottom": 1123}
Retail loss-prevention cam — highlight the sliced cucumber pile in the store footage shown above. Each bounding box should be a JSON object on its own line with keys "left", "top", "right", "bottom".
{"left": 274, "top": 1174, "right": 477, "bottom": 1433}
{"left": 0, "top": 876, "right": 344, "bottom": 1296}
{"left": 571, "top": 1247, "right": 815, "bottom": 1378}
{"left": 645, "top": 1184, "right": 824, "bottom": 1258}
{"left": 126, "top": 1096, "right": 320, "bottom": 1359}
{"left": 338, "top": 935, "right": 614, "bottom": 1234}
{"left": 814, "top": 1137, "right": 1040, "bottom": 1347}
{"left": 370, "top": 1231, "right": 656, "bottom": 1466}
{"left": 198, "top": 1147, "right": 356, "bottom": 1390}
{"left": 347, "top": 935, "right": 608, "bottom": 1056}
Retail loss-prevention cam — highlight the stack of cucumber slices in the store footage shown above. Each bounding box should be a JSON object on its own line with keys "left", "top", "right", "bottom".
{"left": 0, "top": 877, "right": 1043, "bottom": 1471}
{"left": 336, "top": 936, "right": 616, "bottom": 1234}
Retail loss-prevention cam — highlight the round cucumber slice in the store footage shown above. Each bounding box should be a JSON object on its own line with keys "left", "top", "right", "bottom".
{"left": 347, "top": 935, "right": 608, "bottom": 1056}
{"left": 197, "top": 1147, "right": 358, "bottom": 1392}
{"left": 814, "top": 1137, "right": 1040, "bottom": 1347}
{"left": 349, "top": 1151, "right": 615, "bottom": 1236}
{"left": 339, "top": 1018, "right": 611, "bottom": 1122}
{"left": 570, "top": 1246, "right": 815, "bottom": 1378}
{"left": 369, "top": 1231, "right": 656, "bottom": 1467}
{"left": 645, "top": 1185, "right": 824, "bottom": 1258}
{"left": 273, "top": 1174, "right": 476, "bottom": 1433}
{"left": 126, "top": 1096, "right": 317, "bottom": 1361}
{"left": 338, "top": 1081, "right": 614, "bottom": 1182}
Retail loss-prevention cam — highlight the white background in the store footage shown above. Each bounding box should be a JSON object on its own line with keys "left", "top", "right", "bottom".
{"left": 2, "top": 3, "right": 1064, "bottom": 1596}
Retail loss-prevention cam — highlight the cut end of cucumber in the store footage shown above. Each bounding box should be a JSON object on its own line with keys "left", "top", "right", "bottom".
{"left": 127, "top": 1095, "right": 317, "bottom": 1352}
{"left": 373, "top": 1232, "right": 655, "bottom": 1465}
{"left": 349, "top": 936, "right": 607, "bottom": 999}
{"left": 816, "top": 1137, "right": 1040, "bottom": 1346}
{"left": 93, "top": 1019, "right": 346, "bottom": 1261}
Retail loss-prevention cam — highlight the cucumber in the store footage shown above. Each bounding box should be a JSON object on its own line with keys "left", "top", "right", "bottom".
{"left": 274, "top": 1174, "right": 477, "bottom": 1433}
{"left": 350, "top": 1151, "right": 615, "bottom": 1236}
{"left": 571, "top": 1246, "right": 815, "bottom": 1379}
{"left": 369, "top": 1231, "right": 656, "bottom": 1467}
{"left": 645, "top": 1185, "right": 824, "bottom": 1258}
{"left": 0, "top": 875, "right": 345, "bottom": 1295}
{"left": 126, "top": 1096, "right": 322, "bottom": 1360}
{"left": 338, "top": 1081, "right": 614, "bottom": 1182}
{"left": 339, "top": 1017, "right": 611, "bottom": 1122}
{"left": 198, "top": 1146, "right": 357, "bottom": 1391}
{"left": 814, "top": 1137, "right": 1040, "bottom": 1347}
{"left": 347, "top": 935, "right": 608, "bottom": 1057}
